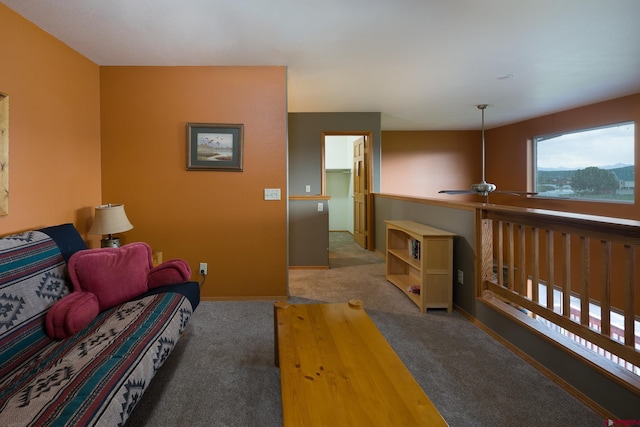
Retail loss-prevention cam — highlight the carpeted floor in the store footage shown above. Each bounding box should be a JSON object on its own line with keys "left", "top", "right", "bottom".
{"left": 126, "top": 232, "right": 603, "bottom": 426}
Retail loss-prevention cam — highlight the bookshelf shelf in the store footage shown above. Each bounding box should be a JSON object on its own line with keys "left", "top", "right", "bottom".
{"left": 385, "top": 220, "right": 455, "bottom": 313}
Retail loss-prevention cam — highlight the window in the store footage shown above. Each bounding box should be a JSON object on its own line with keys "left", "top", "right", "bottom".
{"left": 534, "top": 122, "right": 635, "bottom": 203}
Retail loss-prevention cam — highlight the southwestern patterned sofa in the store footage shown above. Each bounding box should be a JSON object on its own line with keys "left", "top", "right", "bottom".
{"left": 0, "top": 223, "right": 200, "bottom": 426}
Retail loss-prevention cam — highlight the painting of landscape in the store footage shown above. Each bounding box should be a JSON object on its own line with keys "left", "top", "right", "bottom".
{"left": 187, "top": 122, "right": 243, "bottom": 171}
{"left": 197, "top": 132, "right": 234, "bottom": 161}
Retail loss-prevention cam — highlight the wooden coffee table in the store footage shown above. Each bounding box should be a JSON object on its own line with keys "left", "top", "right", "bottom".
{"left": 273, "top": 300, "right": 448, "bottom": 426}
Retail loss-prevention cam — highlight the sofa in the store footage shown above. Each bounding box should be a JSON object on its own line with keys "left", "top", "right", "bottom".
{"left": 0, "top": 223, "right": 200, "bottom": 426}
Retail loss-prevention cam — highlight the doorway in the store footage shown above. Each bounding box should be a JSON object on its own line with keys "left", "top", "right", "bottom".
{"left": 322, "top": 132, "right": 373, "bottom": 250}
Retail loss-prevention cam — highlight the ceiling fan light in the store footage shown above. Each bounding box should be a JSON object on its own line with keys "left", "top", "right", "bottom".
{"left": 471, "top": 182, "right": 496, "bottom": 194}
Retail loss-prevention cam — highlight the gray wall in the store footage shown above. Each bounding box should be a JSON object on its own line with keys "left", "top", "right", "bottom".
{"left": 289, "top": 199, "right": 329, "bottom": 267}
{"left": 374, "top": 194, "right": 640, "bottom": 419}
{"left": 288, "top": 112, "right": 381, "bottom": 196}
{"left": 288, "top": 112, "right": 381, "bottom": 266}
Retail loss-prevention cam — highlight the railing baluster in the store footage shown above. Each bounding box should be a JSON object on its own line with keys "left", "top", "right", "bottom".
{"left": 532, "top": 227, "right": 539, "bottom": 304}
{"left": 600, "top": 240, "right": 611, "bottom": 338}
{"left": 546, "top": 230, "right": 554, "bottom": 311}
{"left": 562, "top": 233, "right": 571, "bottom": 318}
{"left": 580, "top": 236, "right": 590, "bottom": 327}
{"left": 508, "top": 222, "right": 515, "bottom": 291}
{"left": 624, "top": 245, "right": 636, "bottom": 348}
{"left": 481, "top": 217, "right": 493, "bottom": 287}
{"left": 497, "top": 220, "right": 504, "bottom": 286}
{"left": 518, "top": 224, "right": 526, "bottom": 297}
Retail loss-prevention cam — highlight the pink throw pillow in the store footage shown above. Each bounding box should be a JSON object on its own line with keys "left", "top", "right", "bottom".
{"left": 68, "top": 242, "right": 153, "bottom": 311}
{"left": 45, "top": 291, "right": 100, "bottom": 339}
{"left": 148, "top": 259, "right": 192, "bottom": 289}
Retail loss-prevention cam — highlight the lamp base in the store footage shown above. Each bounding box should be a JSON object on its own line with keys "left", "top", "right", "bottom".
{"left": 100, "top": 237, "right": 121, "bottom": 248}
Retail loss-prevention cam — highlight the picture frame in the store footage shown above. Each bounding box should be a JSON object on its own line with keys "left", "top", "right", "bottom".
{"left": 0, "top": 94, "right": 8, "bottom": 216}
{"left": 186, "top": 123, "right": 244, "bottom": 171}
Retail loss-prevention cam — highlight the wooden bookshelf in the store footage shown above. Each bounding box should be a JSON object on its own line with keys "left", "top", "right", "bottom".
{"left": 385, "top": 220, "right": 455, "bottom": 313}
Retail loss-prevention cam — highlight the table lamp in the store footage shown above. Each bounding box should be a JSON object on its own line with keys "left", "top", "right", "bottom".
{"left": 89, "top": 204, "right": 134, "bottom": 248}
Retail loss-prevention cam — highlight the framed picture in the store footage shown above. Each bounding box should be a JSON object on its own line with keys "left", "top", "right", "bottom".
{"left": 186, "top": 123, "right": 244, "bottom": 171}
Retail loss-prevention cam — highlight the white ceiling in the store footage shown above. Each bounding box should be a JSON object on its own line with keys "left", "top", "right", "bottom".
{"left": 3, "top": 0, "right": 640, "bottom": 130}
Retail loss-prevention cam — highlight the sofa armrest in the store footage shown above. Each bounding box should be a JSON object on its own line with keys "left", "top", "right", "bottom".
{"left": 148, "top": 259, "right": 191, "bottom": 289}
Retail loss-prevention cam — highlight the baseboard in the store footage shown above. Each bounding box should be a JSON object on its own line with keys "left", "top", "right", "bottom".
{"left": 289, "top": 266, "right": 330, "bottom": 270}
{"left": 200, "top": 295, "right": 289, "bottom": 302}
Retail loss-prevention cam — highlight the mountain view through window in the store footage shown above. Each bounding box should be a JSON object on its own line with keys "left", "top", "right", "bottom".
{"left": 534, "top": 122, "right": 635, "bottom": 203}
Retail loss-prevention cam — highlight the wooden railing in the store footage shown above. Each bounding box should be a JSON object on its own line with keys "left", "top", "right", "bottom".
{"left": 477, "top": 206, "right": 640, "bottom": 384}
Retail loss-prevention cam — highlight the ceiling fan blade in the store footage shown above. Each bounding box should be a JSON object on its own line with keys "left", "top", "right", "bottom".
{"left": 438, "top": 190, "right": 478, "bottom": 195}
{"left": 493, "top": 190, "right": 539, "bottom": 196}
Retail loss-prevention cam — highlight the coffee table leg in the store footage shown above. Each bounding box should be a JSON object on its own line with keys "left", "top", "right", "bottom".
{"left": 273, "top": 301, "right": 289, "bottom": 367}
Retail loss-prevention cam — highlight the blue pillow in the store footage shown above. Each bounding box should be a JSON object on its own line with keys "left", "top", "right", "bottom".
{"left": 39, "top": 223, "right": 87, "bottom": 262}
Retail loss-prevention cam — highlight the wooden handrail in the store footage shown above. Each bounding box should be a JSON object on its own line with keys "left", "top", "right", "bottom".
{"left": 478, "top": 206, "right": 640, "bottom": 384}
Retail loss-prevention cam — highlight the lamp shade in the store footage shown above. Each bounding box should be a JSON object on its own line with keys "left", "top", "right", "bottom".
{"left": 88, "top": 204, "right": 134, "bottom": 235}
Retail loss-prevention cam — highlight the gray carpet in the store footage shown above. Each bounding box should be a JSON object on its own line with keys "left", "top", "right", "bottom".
{"left": 126, "top": 232, "right": 603, "bottom": 426}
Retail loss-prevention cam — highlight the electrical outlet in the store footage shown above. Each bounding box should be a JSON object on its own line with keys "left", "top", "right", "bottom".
{"left": 199, "top": 262, "right": 208, "bottom": 275}
{"left": 457, "top": 269, "right": 464, "bottom": 284}
{"left": 318, "top": 202, "right": 323, "bottom": 211}
{"left": 305, "top": 185, "right": 311, "bottom": 193}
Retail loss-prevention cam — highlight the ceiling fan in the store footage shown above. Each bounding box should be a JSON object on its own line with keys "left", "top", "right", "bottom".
{"left": 439, "top": 104, "right": 537, "bottom": 197}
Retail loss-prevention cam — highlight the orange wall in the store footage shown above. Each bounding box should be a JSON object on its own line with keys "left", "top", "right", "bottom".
{"left": 381, "top": 130, "right": 481, "bottom": 200}
{"left": 382, "top": 94, "right": 640, "bottom": 221}
{"left": 0, "top": 5, "right": 102, "bottom": 240}
{"left": 99, "top": 66, "right": 288, "bottom": 299}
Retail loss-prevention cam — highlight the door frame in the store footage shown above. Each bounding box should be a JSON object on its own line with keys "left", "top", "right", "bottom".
{"left": 321, "top": 131, "right": 374, "bottom": 250}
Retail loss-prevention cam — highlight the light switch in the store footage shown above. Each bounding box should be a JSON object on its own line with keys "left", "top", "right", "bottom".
{"left": 318, "top": 202, "right": 323, "bottom": 211}
{"left": 264, "top": 188, "right": 281, "bottom": 200}
{"left": 305, "top": 185, "right": 311, "bottom": 193}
